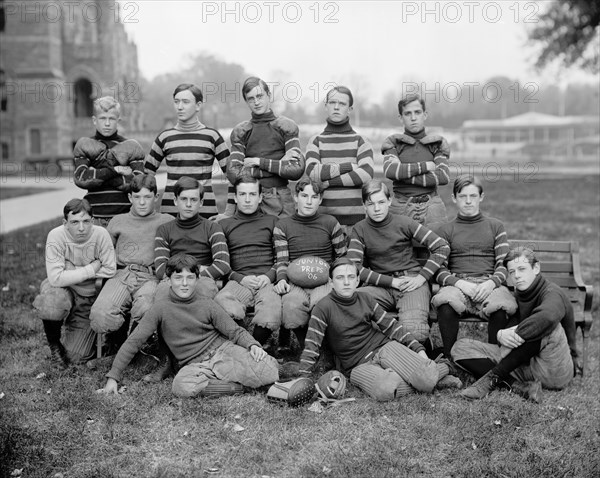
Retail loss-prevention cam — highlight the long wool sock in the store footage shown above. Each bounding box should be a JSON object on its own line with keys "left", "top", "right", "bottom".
{"left": 253, "top": 325, "right": 272, "bottom": 345}
{"left": 42, "top": 320, "right": 62, "bottom": 345}
{"left": 437, "top": 304, "right": 460, "bottom": 357}
{"left": 493, "top": 339, "right": 542, "bottom": 379}
{"left": 487, "top": 310, "right": 508, "bottom": 344}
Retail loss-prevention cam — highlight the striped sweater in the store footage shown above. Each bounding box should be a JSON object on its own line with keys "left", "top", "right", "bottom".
{"left": 145, "top": 120, "right": 234, "bottom": 218}
{"left": 154, "top": 213, "right": 230, "bottom": 280}
{"left": 227, "top": 111, "right": 305, "bottom": 188}
{"left": 382, "top": 130, "right": 450, "bottom": 197}
{"left": 434, "top": 213, "right": 509, "bottom": 287}
{"left": 305, "top": 119, "right": 375, "bottom": 226}
{"left": 273, "top": 213, "right": 347, "bottom": 283}
{"left": 73, "top": 132, "right": 144, "bottom": 219}
{"left": 348, "top": 213, "right": 449, "bottom": 287}
{"left": 299, "top": 290, "right": 425, "bottom": 374}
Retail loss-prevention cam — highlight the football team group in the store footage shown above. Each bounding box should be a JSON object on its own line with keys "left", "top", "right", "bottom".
{"left": 32, "top": 77, "right": 579, "bottom": 405}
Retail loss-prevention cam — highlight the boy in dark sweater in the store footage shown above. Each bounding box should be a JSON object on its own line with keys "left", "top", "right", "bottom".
{"left": 228, "top": 77, "right": 305, "bottom": 218}
{"left": 213, "top": 176, "right": 282, "bottom": 342}
{"left": 271, "top": 177, "right": 347, "bottom": 349}
{"left": 299, "top": 257, "right": 461, "bottom": 401}
{"left": 74, "top": 96, "right": 145, "bottom": 225}
{"left": 99, "top": 254, "right": 278, "bottom": 397}
{"left": 454, "top": 247, "right": 579, "bottom": 403}
{"left": 381, "top": 93, "right": 450, "bottom": 228}
{"left": 348, "top": 180, "right": 450, "bottom": 344}
{"left": 432, "top": 176, "right": 517, "bottom": 358}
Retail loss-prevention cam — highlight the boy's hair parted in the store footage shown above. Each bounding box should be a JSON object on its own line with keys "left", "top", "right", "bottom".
{"left": 397, "top": 93, "right": 426, "bottom": 115}
{"left": 173, "top": 83, "right": 203, "bottom": 103}
{"left": 361, "top": 179, "right": 391, "bottom": 203}
{"left": 173, "top": 176, "right": 204, "bottom": 199}
{"left": 503, "top": 246, "right": 540, "bottom": 268}
{"left": 63, "top": 198, "right": 93, "bottom": 219}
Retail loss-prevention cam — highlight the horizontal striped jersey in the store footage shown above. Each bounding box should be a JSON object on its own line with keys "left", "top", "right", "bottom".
{"left": 305, "top": 119, "right": 374, "bottom": 226}
{"left": 145, "top": 120, "right": 234, "bottom": 218}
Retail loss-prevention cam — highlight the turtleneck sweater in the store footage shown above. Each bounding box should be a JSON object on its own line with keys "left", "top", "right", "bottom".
{"left": 228, "top": 110, "right": 304, "bottom": 188}
{"left": 220, "top": 209, "right": 278, "bottom": 283}
{"left": 381, "top": 127, "right": 450, "bottom": 197}
{"left": 145, "top": 118, "right": 233, "bottom": 219}
{"left": 154, "top": 213, "right": 230, "bottom": 280}
{"left": 305, "top": 118, "right": 375, "bottom": 226}
{"left": 511, "top": 274, "right": 578, "bottom": 359}
{"left": 107, "top": 209, "right": 174, "bottom": 268}
{"left": 349, "top": 213, "right": 449, "bottom": 287}
{"left": 74, "top": 131, "right": 143, "bottom": 219}
{"left": 273, "top": 212, "right": 347, "bottom": 283}
{"left": 434, "top": 212, "right": 509, "bottom": 287}
{"left": 106, "top": 288, "right": 260, "bottom": 382}
{"left": 299, "top": 289, "right": 425, "bottom": 374}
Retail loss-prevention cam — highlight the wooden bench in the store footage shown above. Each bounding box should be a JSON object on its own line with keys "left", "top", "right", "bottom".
{"left": 416, "top": 239, "right": 594, "bottom": 375}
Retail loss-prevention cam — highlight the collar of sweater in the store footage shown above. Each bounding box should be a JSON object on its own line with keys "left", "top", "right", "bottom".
{"left": 94, "top": 131, "right": 125, "bottom": 142}
{"left": 330, "top": 289, "right": 358, "bottom": 305}
{"left": 515, "top": 274, "right": 546, "bottom": 302}
{"left": 323, "top": 118, "right": 355, "bottom": 134}
{"left": 403, "top": 128, "right": 426, "bottom": 140}
{"left": 292, "top": 212, "right": 321, "bottom": 223}
{"left": 130, "top": 209, "right": 158, "bottom": 220}
{"left": 176, "top": 213, "right": 203, "bottom": 228}
{"left": 366, "top": 213, "right": 393, "bottom": 228}
{"left": 175, "top": 119, "right": 206, "bottom": 131}
{"left": 456, "top": 212, "right": 483, "bottom": 223}
{"left": 168, "top": 288, "right": 198, "bottom": 304}
{"left": 251, "top": 110, "right": 276, "bottom": 123}
{"left": 234, "top": 209, "right": 263, "bottom": 220}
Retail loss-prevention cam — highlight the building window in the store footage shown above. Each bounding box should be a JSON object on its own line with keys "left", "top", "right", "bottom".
{"left": 74, "top": 78, "right": 94, "bottom": 117}
{"left": 29, "top": 129, "right": 41, "bottom": 155}
{"left": 1, "top": 142, "right": 8, "bottom": 160}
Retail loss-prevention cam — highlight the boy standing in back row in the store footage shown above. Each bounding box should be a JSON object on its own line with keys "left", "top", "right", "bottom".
{"left": 382, "top": 93, "right": 450, "bottom": 228}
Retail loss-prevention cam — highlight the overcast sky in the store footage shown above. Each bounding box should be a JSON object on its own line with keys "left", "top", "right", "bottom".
{"left": 122, "top": 1, "right": 596, "bottom": 104}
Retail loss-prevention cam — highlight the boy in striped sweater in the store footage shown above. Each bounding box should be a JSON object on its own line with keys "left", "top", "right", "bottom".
{"left": 305, "top": 86, "right": 375, "bottom": 240}
{"left": 299, "top": 257, "right": 461, "bottom": 401}
{"left": 228, "top": 77, "right": 305, "bottom": 218}
{"left": 348, "top": 180, "right": 450, "bottom": 344}
{"left": 382, "top": 93, "right": 450, "bottom": 228}
{"left": 74, "top": 96, "right": 145, "bottom": 225}
{"left": 145, "top": 83, "right": 234, "bottom": 219}
{"left": 431, "top": 176, "right": 517, "bottom": 359}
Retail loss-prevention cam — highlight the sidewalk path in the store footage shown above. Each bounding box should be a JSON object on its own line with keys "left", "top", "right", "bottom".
{"left": 0, "top": 174, "right": 167, "bottom": 235}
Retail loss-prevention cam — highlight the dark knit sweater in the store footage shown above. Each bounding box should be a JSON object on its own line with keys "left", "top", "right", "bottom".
{"left": 349, "top": 213, "right": 450, "bottom": 287}
{"left": 434, "top": 212, "right": 509, "bottom": 287}
{"left": 305, "top": 118, "right": 375, "bottom": 226}
{"left": 299, "top": 290, "right": 425, "bottom": 374}
{"left": 154, "top": 213, "right": 230, "bottom": 280}
{"left": 106, "top": 289, "right": 260, "bottom": 382}
{"left": 511, "top": 274, "right": 578, "bottom": 359}
{"left": 74, "top": 131, "right": 144, "bottom": 219}
{"left": 273, "top": 213, "right": 347, "bottom": 283}
{"left": 228, "top": 110, "right": 305, "bottom": 188}
{"left": 220, "top": 209, "right": 278, "bottom": 284}
{"left": 381, "top": 129, "right": 450, "bottom": 197}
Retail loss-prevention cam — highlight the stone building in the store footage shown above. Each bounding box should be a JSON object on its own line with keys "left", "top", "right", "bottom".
{"left": 0, "top": 0, "right": 142, "bottom": 169}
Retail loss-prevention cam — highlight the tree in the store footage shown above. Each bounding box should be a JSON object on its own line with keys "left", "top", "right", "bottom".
{"left": 528, "top": 1, "right": 600, "bottom": 74}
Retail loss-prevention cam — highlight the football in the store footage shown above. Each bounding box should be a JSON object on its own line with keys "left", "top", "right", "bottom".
{"left": 287, "top": 256, "right": 330, "bottom": 288}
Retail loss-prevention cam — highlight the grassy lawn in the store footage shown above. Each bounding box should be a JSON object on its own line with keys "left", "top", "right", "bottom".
{"left": 0, "top": 187, "right": 58, "bottom": 201}
{"left": 1, "top": 175, "right": 599, "bottom": 478}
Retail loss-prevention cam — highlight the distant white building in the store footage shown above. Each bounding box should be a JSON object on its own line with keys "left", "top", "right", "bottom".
{"left": 461, "top": 112, "right": 599, "bottom": 159}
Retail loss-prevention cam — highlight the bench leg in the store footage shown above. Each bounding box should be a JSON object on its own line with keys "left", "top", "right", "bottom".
{"left": 97, "top": 332, "right": 104, "bottom": 359}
